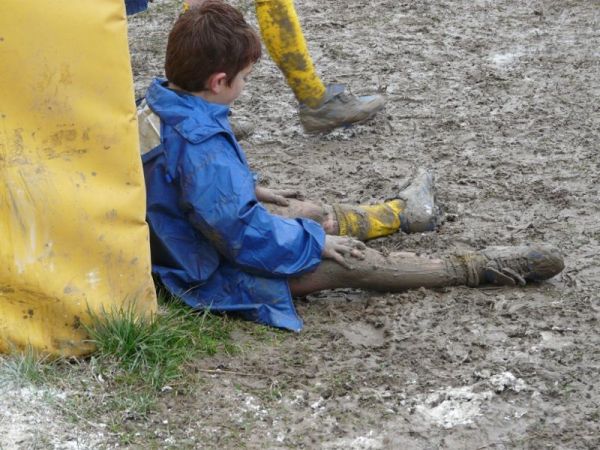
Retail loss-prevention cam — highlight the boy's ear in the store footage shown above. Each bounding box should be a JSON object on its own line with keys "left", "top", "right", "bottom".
{"left": 207, "top": 72, "right": 228, "bottom": 93}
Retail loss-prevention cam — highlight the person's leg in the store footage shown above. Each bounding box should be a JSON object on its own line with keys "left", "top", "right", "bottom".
{"left": 288, "top": 244, "right": 564, "bottom": 296}
{"left": 255, "top": 0, "right": 325, "bottom": 108}
{"left": 255, "top": 0, "right": 386, "bottom": 133}
{"left": 263, "top": 169, "right": 439, "bottom": 239}
{"left": 266, "top": 197, "right": 405, "bottom": 238}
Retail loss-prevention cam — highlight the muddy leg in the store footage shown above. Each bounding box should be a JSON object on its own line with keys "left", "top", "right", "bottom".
{"left": 263, "top": 168, "right": 439, "bottom": 240}
{"left": 288, "top": 248, "right": 467, "bottom": 296}
{"left": 265, "top": 196, "right": 423, "bottom": 240}
{"left": 288, "top": 243, "right": 564, "bottom": 296}
{"left": 264, "top": 198, "right": 411, "bottom": 238}
{"left": 255, "top": 0, "right": 326, "bottom": 108}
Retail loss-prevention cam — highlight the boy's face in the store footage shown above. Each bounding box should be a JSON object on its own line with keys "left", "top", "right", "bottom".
{"left": 215, "top": 64, "right": 253, "bottom": 105}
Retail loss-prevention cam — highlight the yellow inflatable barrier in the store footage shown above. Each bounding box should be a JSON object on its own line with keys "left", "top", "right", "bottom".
{"left": 0, "top": 0, "right": 157, "bottom": 356}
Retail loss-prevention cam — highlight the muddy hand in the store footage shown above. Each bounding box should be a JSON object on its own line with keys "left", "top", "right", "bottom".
{"left": 269, "top": 189, "right": 305, "bottom": 206}
{"left": 322, "top": 235, "right": 367, "bottom": 269}
{"left": 255, "top": 187, "right": 305, "bottom": 206}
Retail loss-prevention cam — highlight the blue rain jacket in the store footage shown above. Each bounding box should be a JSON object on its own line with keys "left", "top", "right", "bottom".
{"left": 142, "top": 79, "right": 326, "bottom": 331}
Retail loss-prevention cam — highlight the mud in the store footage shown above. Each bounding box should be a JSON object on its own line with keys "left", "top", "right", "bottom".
{"left": 125, "top": 0, "right": 600, "bottom": 448}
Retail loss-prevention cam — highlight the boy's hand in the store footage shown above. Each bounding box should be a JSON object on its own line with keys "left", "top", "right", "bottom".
{"left": 322, "top": 235, "right": 366, "bottom": 270}
{"left": 255, "top": 186, "right": 305, "bottom": 207}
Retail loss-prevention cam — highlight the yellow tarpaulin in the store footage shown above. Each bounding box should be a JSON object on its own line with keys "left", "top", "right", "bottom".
{"left": 0, "top": 0, "right": 157, "bottom": 356}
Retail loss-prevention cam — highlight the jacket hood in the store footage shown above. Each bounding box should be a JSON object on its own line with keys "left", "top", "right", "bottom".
{"left": 144, "top": 78, "right": 239, "bottom": 181}
{"left": 146, "top": 78, "right": 232, "bottom": 144}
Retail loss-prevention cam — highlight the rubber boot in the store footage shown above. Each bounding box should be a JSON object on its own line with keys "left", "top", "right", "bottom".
{"left": 333, "top": 168, "right": 440, "bottom": 240}
{"left": 397, "top": 168, "right": 440, "bottom": 233}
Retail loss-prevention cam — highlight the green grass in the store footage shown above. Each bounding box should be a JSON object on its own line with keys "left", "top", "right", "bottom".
{"left": 52, "top": 293, "right": 238, "bottom": 431}
{"left": 0, "top": 345, "right": 55, "bottom": 388}
{"left": 0, "top": 291, "right": 236, "bottom": 416}
{"left": 0, "top": 291, "right": 238, "bottom": 436}
{"left": 85, "top": 293, "right": 235, "bottom": 390}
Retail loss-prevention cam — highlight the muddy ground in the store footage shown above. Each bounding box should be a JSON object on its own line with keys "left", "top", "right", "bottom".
{"left": 2, "top": 0, "right": 598, "bottom": 448}
{"left": 124, "top": 1, "right": 600, "bottom": 448}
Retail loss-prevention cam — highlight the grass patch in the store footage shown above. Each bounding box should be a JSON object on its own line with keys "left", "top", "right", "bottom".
{"left": 85, "top": 293, "right": 235, "bottom": 390}
{"left": 0, "top": 292, "right": 239, "bottom": 439}
{"left": 0, "top": 346, "right": 55, "bottom": 388}
{"left": 42, "top": 291, "right": 237, "bottom": 436}
{"left": 57, "top": 293, "right": 237, "bottom": 432}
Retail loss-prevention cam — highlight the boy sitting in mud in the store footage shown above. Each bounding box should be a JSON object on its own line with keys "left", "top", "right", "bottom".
{"left": 139, "top": 0, "right": 564, "bottom": 331}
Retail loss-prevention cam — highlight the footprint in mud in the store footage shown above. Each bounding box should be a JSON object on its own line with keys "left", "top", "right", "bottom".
{"left": 340, "top": 322, "right": 386, "bottom": 348}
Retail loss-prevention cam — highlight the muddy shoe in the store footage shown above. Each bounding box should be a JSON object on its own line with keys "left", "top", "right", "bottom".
{"left": 299, "top": 84, "right": 386, "bottom": 133}
{"left": 398, "top": 168, "right": 441, "bottom": 233}
{"left": 462, "top": 244, "right": 565, "bottom": 287}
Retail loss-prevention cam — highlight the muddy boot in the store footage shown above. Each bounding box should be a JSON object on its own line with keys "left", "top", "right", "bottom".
{"left": 299, "top": 84, "right": 386, "bottom": 133}
{"left": 456, "top": 244, "right": 565, "bottom": 287}
{"left": 398, "top": 168, "right": 441, "bottom": 233}
{"left": 332, "top": 168, "right": 440, "bottom": 240}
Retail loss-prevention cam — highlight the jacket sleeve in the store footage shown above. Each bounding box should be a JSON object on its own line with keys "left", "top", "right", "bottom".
{"left": 177, "top": 136, "right": 325, "bottom": 277}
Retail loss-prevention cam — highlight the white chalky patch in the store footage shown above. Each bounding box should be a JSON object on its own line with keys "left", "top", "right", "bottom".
{"left": 539, "top": 331, "right": 574, "bottom": 350}
{"left": 241, "top": 395, "right": 268, "bottom": 419}
{"left": 323, "top": 431, "right": 383, "bottom": 449}
{"left": 0, "top": 382, "right": 105, "bottom": 449}
{"left": 490, "top": 48, "right": 526, "bottom": 69}
{"left": 489, "top": 371, "right": 527, "bottom": 393}
{"left": 415, "top": 386, "right": 493, "bottom": 429}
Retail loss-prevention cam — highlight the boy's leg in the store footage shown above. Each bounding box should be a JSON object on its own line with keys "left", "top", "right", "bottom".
{"left": 266, "top": 198, "right": 403, "bottom": 238}
{"left": 289, "top": 244, "right": 564, "bottom": 296}
{"left": 255, "top": 0, "right": 386, "bottom": 132}
{"left": 263, "top": 169, "right": 439, "bottom": 240}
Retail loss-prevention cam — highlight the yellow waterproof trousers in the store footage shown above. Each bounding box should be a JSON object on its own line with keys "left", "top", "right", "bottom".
{"left": 0, "top": 0, "right": 157, "bottom": 356}
{"left": 334, "top": 200, "right": 405, "bottom": 241}
{"left": 256, "top": 0, "right": 326, "bottom": 107}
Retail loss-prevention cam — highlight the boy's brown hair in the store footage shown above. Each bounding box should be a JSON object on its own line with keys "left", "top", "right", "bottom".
{"left": 165, "top": 0, "right": 261, "bottom": 92}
